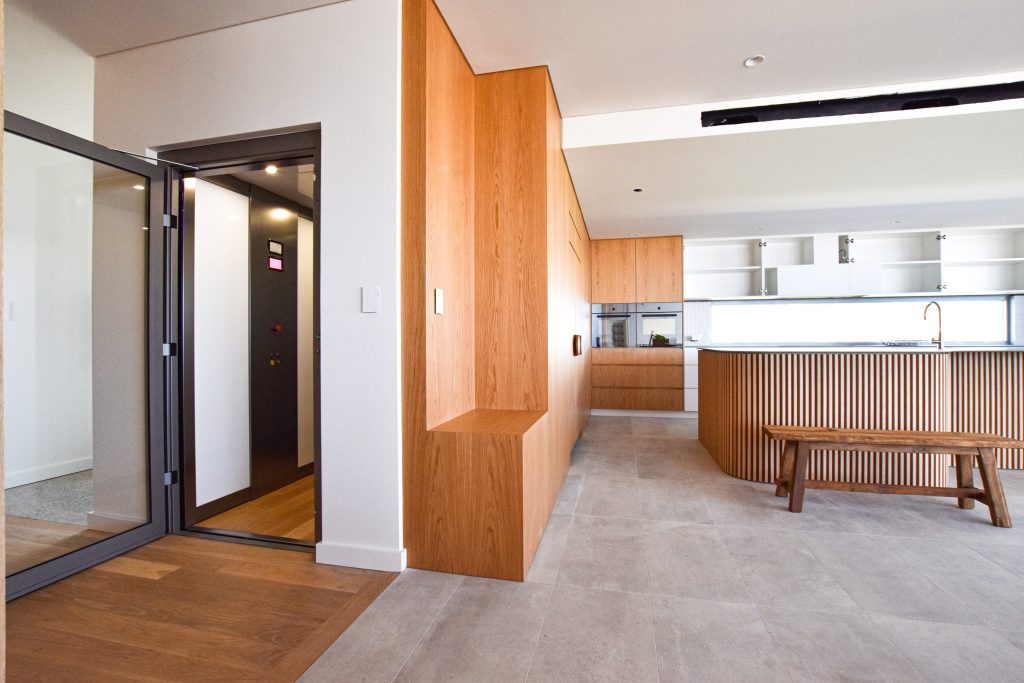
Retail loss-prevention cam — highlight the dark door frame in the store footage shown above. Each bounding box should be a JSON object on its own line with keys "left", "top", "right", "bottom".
{"left": 160, "top": 129, "right": 322, "bottom": 548}
{"left": 3, "top": 111, "right": 172, "bottom": 600}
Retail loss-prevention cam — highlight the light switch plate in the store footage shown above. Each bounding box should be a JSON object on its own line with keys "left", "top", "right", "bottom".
{"left": 361, "top": 285, "right": 381, "bottom": 313}
{"left": 434, "top": 288, "right": 444, "bottom": 315}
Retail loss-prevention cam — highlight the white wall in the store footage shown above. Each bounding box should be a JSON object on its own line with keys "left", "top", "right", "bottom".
{"left": 297, "top": 216, "right": 315, "bottom": 468}
{"left": 193, "top": 180, "right": 252, "bottom": 507}
{"left": 94, "top": 1, "right": 405, "bottom": 570}
{"left": 3, "top": 0, "right": 94, "bottom": 139}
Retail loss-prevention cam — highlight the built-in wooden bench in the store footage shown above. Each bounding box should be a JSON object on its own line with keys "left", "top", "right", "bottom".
{"left": 764, "top": 425, "right": 1022, "bottom": 528}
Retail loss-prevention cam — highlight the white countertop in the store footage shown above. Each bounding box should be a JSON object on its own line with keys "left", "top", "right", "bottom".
{"left": 699, "top": 346, "right": 1024, "bottom": 353}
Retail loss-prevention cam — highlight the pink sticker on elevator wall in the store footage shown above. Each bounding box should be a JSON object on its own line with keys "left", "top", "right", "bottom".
{"left": 268, "top": 257, "right": 283, "bottom": 271}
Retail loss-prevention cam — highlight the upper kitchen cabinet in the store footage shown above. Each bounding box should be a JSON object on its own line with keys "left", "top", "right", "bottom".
{"left": 636, "top": 236, "right": 683, "bottom": 302}
{"left": 592, "top": 238, "right": 637, "bottom": 303}
{"left": 592, "top": 236, "right": 684, "bottom": 303}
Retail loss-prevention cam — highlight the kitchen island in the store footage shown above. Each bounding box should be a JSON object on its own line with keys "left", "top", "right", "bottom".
{"left": 698, "top": 347, "right": 1024, "bottom": 486}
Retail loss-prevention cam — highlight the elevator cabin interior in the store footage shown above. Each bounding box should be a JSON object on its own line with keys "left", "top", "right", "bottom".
{"left": 182, "top": 160, "right": 317, "bottom": 545}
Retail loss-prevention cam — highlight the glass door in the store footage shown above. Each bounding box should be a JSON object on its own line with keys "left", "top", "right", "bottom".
{"left": 3, "top": 112, "right": 171, "bottom": 599}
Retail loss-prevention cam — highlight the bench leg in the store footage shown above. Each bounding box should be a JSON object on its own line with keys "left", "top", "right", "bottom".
{"left": 954, "top": 453, "right": 975, "bottom": 510}
{"left": 775, "top": 441, "right": 796, "bottom": 497}
{"left": 788, "top": 442, "right": 810, "bottom": 513}
{"left": 976, "top": 447, "right": 1012, "bottom": 528}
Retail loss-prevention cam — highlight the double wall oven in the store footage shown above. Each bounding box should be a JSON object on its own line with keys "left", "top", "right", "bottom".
{"left": 592, "top": 302, "right": 683, "bottom": 347}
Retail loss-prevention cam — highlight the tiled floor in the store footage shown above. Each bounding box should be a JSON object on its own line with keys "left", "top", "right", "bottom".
{"left": 5, "top": 469, "right": 93, "bottom": 525}
{"left": 303, "top": 416, "right": 1024, "bottom": 682}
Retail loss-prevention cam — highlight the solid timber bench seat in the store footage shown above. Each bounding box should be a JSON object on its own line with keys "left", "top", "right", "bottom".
{"left": 764, "top": 425, "right": 1023, "bottom": 528}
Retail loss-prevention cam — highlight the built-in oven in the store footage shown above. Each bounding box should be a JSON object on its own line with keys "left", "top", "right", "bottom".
{"left": 592, "top": 304, "right": 635, "bottom": 348}
{"left": 635, "top": 302, "right": 683, "bottom": 347}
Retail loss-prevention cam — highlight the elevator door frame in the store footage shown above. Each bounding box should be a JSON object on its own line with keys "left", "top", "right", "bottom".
{"left": 3, "top": 111, "right": 172, "bottom": 599}
{"left": 162, "top": 130, "right": 322, "bottom": 548}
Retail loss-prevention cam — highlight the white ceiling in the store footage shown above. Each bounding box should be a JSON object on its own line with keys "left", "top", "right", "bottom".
{"left": 565, "top": 108, "right": 1024, "bottom": 240}
{"left": 13, "top": 0, "right": 344, "bottom": 56}
{"left": 436, "top": 0, "right": 1024, "bottom": 117}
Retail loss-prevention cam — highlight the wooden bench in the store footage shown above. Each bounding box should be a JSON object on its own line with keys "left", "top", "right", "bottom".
{"left": 764, "top": 425, "right": 1021, "bottom": 528}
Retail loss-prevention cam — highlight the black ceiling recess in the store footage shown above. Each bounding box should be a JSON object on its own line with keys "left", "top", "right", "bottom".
{"left": 701, "top": 81, "right": 1024, "bottom": 127}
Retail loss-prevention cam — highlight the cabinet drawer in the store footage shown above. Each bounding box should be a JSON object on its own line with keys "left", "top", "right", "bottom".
{"left": 592, "top": 347, "right": 683, "bottom": 365}
{"left": 593, "top": 387, "right": 683, "bottom": 411}
{"left": 593, "top": 364, "right": 683, "bottom": 389}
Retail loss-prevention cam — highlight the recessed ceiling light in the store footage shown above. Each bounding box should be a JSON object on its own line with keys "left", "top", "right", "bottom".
{"left": 132, "top": 184, "right": 145, "bottom": 191}
{"left": 633, "top": 188, "right": 643, "bottom": 193}
{"left": 265, "top": 164, "right": 279, "bottom": 175}
{"left": 270, "top": 207, "right": 291, "bottom": 219}
{"left": 743, "top": 55, "right": 765, "bottom": 68}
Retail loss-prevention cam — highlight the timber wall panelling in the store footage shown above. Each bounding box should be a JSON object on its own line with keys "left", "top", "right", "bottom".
{"left": 402, "top": 0, "right": 592, "bottom": 580}
{"left": 951, "top": 352, "right": 1024, "bottom": 469}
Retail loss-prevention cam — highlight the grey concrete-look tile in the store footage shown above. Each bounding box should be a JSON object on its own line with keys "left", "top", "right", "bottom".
{"left": 964, "top": 541, "right": 1024, "bottom": 580}
{"left": 893, "top": 494, "right": 1024, "bottom": 547}
{"left": 871, "top": 613, "right": 1024, "bottom": 682}
{"left": 758, "top": 607, "right": 923, "bottom": 682}
{"left": 395, "top": 578, "right": 552, "bottom": 683}
{"left": 552, "top": 474, "right": 582, "bottom": 515}
{"left": 568, "top": 450, "right": 638, "bottom": 478}
{"left": 798, "top": 531, "right": 980, "bottom": 625}
{"left": 525, "top": 513, "right": 572, "bottom": 585}
{"left": 528, "top": 585, "right": 658, "bottom": 683}
{"left": 300, "top": 569, "right": 464, "bottom": 683}
{"left": 703, "top": 480, "right": 863, "bottom": 533}
{"left": 654, "top": 595, "right": 789, "bottom": 682}
{"left": 556, "top": 515, "right": 650, "bottom": 594}
{"left": 639, "top": 478, "right": 712, "bottom": 523}
{"left": 1000, "top": 628, "right": 1024, "bottom": 655}
{"left": 877, "top": 536, "right": 1024, "bottom": 631}
{"left": 575, "top": 475, "right": 642, "bottom": 518}
{"left": 716, "top": 526, "right": 859, "bottom": 613}
{"left": 645, "top": 523, "right": 751, "bottom": 604}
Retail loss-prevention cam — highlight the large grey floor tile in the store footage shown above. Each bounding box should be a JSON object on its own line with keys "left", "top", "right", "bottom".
{"left": 871, "top": 613, "right": 1024, "bottom": 682}
{"left": 557, "top": 515, "right": 649, "bottom": 593}
{"left": 878, "top": 536, "right": 1024, "bottom": 631}
{"left": 717, "top": 526, "right": 859, "bottom": 612}
{"left": 798, "top": 531, "right": 980, "bottom": 624}
{"left": 568, "top": 450, "right": 638, "bottom": 478}
{"left": 759, "top": 607, "right": 923, "bottom": 682}
{"left": 552, "top": 475, "right": 582, "bottom": 515}
{"left": 300, "top": 569, "right": 464, "bottom": 683}
{"left": 528, "top": 585, "right": 658, "bottom": 683}
{"left": 639, "top": 478, "right": 712, "bottom": 523}
{"left": 576, "top": 475, "right": 642, "bottom": 518}
{"left": 704, "top": 480, "right": 861, "bottom": 533}
{"left": 645, "top": 523, "right": 750, "bottom": 603}
{"left": 395, "top": 578, "right": 552, "bottom": 683}
{"left": 654, "top": 595, "right": 788, "bottom": 682}
{"left": 1000, "top": 628, "right": 1024, "bottom": 654}
{"left": 964, "top": 540, "right": 1024, "bottom": 580}
{"left": 526, "top": 513, "right": 572, "bottom": 584}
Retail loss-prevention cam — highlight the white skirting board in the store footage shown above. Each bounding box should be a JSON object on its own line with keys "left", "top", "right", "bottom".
{"left": 316, "top": 541, "right": 408, "bottom": 572}
{"left": 590, "top": 409, "right": 696, "bottom": 419}
{"left": 4, "top": 457, "right": 92, "bottom": 489}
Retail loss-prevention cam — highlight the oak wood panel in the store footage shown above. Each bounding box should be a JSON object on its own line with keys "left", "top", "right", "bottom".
{"left": 2, "top": 7, "right": 7, "bottom": 665}
{"left": 592, "top": 347, "right": 683, "bottom": 365}
{"left": 591, "top": 238, "right": 636, "bottom": 303}
{"left": 433, "top": 408, "right": 545, "bottom": 435}
{"left": 592, "top": 364, "right": 684, "bottom": 389}
{"left": 635, "top": 236, "right": 683, "bottom": 302}
{"left": 196, "top": 475, "right": 314, "bottom": 542}
{"left": 474, "top": 66, "right": 548, "bottom": 411}
{"left": 593, "top": 387, "right": 683, "bottom": 411}
{"left": 5, "top": 536, "right": 396, "bottom": 681}
{"left": 424, "top": 0, "right": 476, "bottom": 427}
{"left": 699, "top": 349, "right": 953, "bottom": 486}
{"left": 951, "top": 351, "right": 1024, "bottom": 469}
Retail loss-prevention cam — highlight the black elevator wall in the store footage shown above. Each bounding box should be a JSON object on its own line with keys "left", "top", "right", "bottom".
{"left": 249, "top": 186, "right": 300, "bottom": 498}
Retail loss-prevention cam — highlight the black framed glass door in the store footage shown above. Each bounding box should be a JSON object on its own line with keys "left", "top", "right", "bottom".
{"left": 3, "top": 112, "right": 172, "bottom": 599}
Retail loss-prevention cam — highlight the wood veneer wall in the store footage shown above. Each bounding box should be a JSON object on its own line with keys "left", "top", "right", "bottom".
{"left": 951, "top": 352, "right": 1024, "bottom": 468}
{"left": 699, "top": 350, "right": 951, "bottom": 486}
{"left": 1, "top": 0, "right": 7, "bottom": 663}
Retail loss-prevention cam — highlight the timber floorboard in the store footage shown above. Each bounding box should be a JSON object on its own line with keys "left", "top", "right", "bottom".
{"left": 5, "top": 534, "right": 397, "bottom": 681}
{"left": 196, "top": 475, "right": 315, "bottom": 543}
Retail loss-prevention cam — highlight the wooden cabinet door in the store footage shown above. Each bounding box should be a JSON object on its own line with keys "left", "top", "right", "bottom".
{"left": 591, "top": 238, "right": 636, "bottom": 303}
{"left": 636, "top": 236, "right": 682, "bottom": 302}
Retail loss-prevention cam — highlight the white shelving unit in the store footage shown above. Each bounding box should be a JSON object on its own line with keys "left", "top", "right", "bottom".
{"left": 684, "top": 226, "right": 1024, "bottom": 299}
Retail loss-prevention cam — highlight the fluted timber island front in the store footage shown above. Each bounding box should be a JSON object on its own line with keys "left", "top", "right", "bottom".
{"left": 698, "top": 347, "right": 1024, "bottom": 486}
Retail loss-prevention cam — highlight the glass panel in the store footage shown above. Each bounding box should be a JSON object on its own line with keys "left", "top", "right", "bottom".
{"left": 3, "top": 131, "right": 151, "bottom": 576}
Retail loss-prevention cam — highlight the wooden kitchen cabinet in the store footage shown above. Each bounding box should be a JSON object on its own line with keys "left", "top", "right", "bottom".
{"left": 636, "top": 236, "right": 683, "bottom": 302}
{"left": 591, "top": 238, "right": 636, "bottom": 303}
{"left": 592, "top": 236, "right": 683, "bottom": 303}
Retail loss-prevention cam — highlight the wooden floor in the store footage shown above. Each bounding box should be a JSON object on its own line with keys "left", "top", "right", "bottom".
{"left": 5, "top": 516, "right": 112, "bottom": 575}
{"left": 5, "top": 534, "right": 397, "bottom": 681}
{"left": 196, "top": 475, "right": 315, "bottom": 543}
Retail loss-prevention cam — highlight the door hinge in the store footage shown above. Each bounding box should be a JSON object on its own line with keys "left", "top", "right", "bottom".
{"left": 163, "top": 471, "right": 179, "bottom": 486}
{"left": 162, "top": 342, "right": 177, "bottom": 357}
{"left": 163, "top": 213, "right": 178, "bottom": 229}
